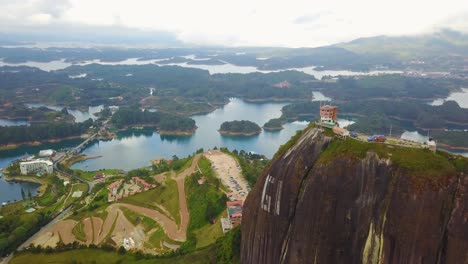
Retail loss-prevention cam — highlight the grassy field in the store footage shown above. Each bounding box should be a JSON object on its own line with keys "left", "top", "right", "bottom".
{"left": 318, "top": 138, "right": 458, "bottom": 179}
{"left": 72, "top": 221, "right": 86, "bottom": 242}
{"left": 193, "top": 211, "right": 226, "bottom": 249}
{"left": 11, "top": 247, "right": 217, "bottom": 264}
{"left": 120, "top": 179, "right": 180, "bottom": 224}
{"left": 69, "top": 187, "right": 109, "bottom": 221}
{"left": 185, "top": 160, "right": 227, "bottom": 252}
{"left": 62, "top": 183, "right": 89, "bottom": 209}
{"left": 74, "top": 169, "right": 123, "bottom": 181}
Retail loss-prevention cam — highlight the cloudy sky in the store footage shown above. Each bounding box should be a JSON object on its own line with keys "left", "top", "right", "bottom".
{"left": 1, "top": 0, "right": 468, "bottom": 47}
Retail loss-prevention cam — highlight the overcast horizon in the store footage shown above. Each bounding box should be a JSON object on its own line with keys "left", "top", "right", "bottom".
{"left": 1, "top": 0, "right": 468, "bottom": 48}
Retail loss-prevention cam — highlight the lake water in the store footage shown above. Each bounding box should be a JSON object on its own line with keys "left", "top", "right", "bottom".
{"left": 25, "top": 103, "right": 104, "bottom": 123}
{"left": 0, "top": 58, "right": 402, "bottom": 80}
{"left": 400, "top": 131, "right": 429, "bottom": 143}
{"left": 0, "top": 177, "right": 40, "bottom": 205}
{"left": 430, "top": 88, "right": 468, "bottom": 108}
{"left": 0, "top": 119, "right": 29, "bottom": 126}
{"left": 312, "top": 91, "right": 332, "bottom": 101}
{"left": 70, "top": 98, "right": 308, "bottom": 171}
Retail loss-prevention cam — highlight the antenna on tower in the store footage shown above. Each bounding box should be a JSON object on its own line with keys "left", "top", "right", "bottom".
{"left": 389, "top": 123, "right": 392, "bottom": 138}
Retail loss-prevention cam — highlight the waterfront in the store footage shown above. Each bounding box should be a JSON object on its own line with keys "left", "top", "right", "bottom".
{"left": 430, "top": 88, "right": 468, "bottom": 108}
{"left": 71, "top": 99, "right": 307, "bottom": 171}
{"left": 25, "top": 103, "right": 104, "bottom": 123}
{"left": 0, "top": 177, "right": 39, "bottom": 204}
{"left": 0, "top": 119, "right": 29, "bottom": 127}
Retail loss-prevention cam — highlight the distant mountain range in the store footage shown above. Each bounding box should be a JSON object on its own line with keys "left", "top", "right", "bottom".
{"left": 336, "top": 29, "right": 468, "bottom": 59}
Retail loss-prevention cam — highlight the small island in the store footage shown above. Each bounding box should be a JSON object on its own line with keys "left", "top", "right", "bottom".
{"left": 219, "top": 120, "right": 262, "bottom": 136}
{"left": 263, "top": 118, "right": 284, "bottom": 131}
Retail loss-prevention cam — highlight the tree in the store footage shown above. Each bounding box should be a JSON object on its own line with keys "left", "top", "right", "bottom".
{"left": 118, "top": 246, "right": 126, "bottom": 254}
{"left": 205, "top": 202, "right": 217, "bottom": 223}
{"left": 21, "top": 188, "right": 25, "bottom": 200}
{"left": 27, "top": 189, "right": 32, "bottom": 199}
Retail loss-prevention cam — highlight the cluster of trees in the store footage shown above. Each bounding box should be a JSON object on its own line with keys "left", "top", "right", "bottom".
{"left": 263, "top": 118, "right": 284, "bottom": 130}
{"left": 0, "top": 103, "right": 73, "bottom": 123}
{"left": 111, "top": 107, "right": 196, "bottom": 132}
{"left": 219, "top": 120, "right": 261, "bottom": 134}
{"left": 0, "top": 209, "right": 51, "bottom": 257}
{"left": 327, "top": 75, "right": 465, "bottom": 101}
{"left": 0, "top": 119, "right": 93, "bottom": 145}
{"left": 182, "top": 157, "right": 227, "bottom": 253}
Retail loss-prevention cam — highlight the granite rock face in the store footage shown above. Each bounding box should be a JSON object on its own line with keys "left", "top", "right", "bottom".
{"left": 241, "top": 127, "right": 467, "bottom": 264}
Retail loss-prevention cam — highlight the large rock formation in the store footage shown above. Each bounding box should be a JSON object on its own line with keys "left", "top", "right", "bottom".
{"left": 241, "top": 126, "right": 467, "bottom": 264}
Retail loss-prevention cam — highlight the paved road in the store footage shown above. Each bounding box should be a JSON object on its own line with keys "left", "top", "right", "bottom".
{"left": 1, "top": 206, "right": 72, "bottom": 264}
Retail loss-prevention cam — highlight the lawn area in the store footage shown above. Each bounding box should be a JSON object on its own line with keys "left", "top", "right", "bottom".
{"left": 62, "top": 183, "right": 89, "bottom": 209}
{"left": 173, "top": 156, "right": 194, "bottom": 174}
{"left": 120, "top": 207, "right": 161, "bottom": 231}
{"left": 186, "top": 172, "right": 227, "bottom": 231}
{"left": 120, "top": 179, "right": 180, "bottom": 224}
{"left": 194, "top": 211, "right": 226, "bottom": 249}
{"left": 11, "top": 247, "right": 217, "bottom": 264}
{"left": 69, "top": 187, "right": 109, "bottom": 221}
{"left": 72, "top": 221, "right": 86, "bottom": 242}
{"left": 74, "top": 169, "right": 124, "bottom": 181}
{"left": 36, "top": 175, "right": 68, "bottom": 207}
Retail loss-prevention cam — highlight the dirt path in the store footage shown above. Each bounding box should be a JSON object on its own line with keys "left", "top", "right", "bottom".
{"left": 82, "top": 218, "right": 94, "bottom": 244}
{"left": 97, "top": 206, "right": 119, "bottom": 244}
{"left": 91, "top": 217, "right": 103, "bottom": 244}
{"left": 116, "top": 155, "right": 201, "bottom": 242}
{"left": 110, "top": 206, "right": 141, "bottom": 246}
{"left": 173, "top": 154, "right": 201, "bottom": 240}
{"left": 25, "top": 154, "right": 202, "bottom": 251}
{"left": 116, "top": 203, "right": 184, "bottom": 241}
{"left": 44, "top": 219, "right": 77, "bottom": 245}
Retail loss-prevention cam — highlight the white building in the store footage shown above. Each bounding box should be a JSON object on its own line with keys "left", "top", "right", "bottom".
{"left": 38, "top": 149, "right": 55, "bottom": 157}
{"left": 20, "top": 160, "right": 53, "bottom": 175}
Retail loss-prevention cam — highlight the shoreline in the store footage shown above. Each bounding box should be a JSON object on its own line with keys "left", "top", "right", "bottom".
{"left": 218, "top": 130, "right": 262, "bottom": 136}
{"left": 263, "top": 126, "right": 284, "bottom": 131}
{"left": 61, "top": 154, "right": 102, "bottom": 167}
{"left": 158, "top": 128, "right": 197, "bottom": 136}
{"left": 0, "top": 134, "right": 87, "bottom": 151}
{"left": 438, "top": 143, "right": 468, "bottom": 151}
{"left": 244, "top": 98, "right": 309, "bottom": 103}
{"left": 4, "top": 175, "right": 47, "bottom": 197}
{"left": 117, "top": 124, "right": 197, "bottom": 135}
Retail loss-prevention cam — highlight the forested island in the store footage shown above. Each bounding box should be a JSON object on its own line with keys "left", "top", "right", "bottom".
{"left": 0, "top": 119, "right": 94, "bottom": 147}
{"left": 111, "top": 107, "right": 197, "bottom": 135}
{"left": 219, "top": 120, "right": 262, "bottom": 136}
{"left": 263, "top": 118, "right": 284, "bottom": 131}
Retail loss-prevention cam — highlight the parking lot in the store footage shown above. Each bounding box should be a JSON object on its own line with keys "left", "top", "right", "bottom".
{"left": 204, "top": 150, "right": 250, "bottom": 201}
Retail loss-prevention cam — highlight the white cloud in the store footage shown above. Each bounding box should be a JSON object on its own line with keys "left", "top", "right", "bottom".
{"left": 0, "top": 0, "right": 467, "bottom": 47}
{"left": 27, "top": 13, "right": 52, "bottom": 24}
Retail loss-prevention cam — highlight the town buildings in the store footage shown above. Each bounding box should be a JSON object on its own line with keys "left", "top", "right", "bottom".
{"left": 221, "top": 200, "right": 244, "bottom": 233}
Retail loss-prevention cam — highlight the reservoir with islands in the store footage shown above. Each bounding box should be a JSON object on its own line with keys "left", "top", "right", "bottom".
{"left": 1, "top": 58, "right": 467, "bottom": 204}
